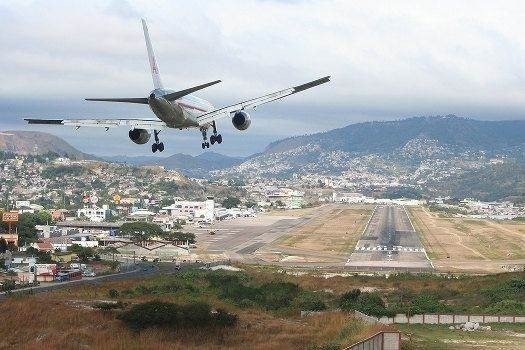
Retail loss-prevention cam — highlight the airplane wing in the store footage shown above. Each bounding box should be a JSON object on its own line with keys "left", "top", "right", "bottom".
{"left": 24, "top": 118, "right": 168, "bottom": 130}
{"left": 197, "top": 76, "right": 330, "bottom": 126}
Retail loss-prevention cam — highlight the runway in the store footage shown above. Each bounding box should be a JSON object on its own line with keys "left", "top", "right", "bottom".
{"left": 345, "top": 205, "right": 433, "bottom": 271}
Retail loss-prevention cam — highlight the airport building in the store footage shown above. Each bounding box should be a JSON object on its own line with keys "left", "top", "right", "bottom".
{"left": 162, "top": 197, "right": 215, "bottom": 222}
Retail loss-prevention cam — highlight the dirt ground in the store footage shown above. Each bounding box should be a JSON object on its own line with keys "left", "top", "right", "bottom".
{"left": 408, "top": 206, "right": 525, "bottom": 273}
{"left": 270, "top": 204, "right": 373, "bottom": 257}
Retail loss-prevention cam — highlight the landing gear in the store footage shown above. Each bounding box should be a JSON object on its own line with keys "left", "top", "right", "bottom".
{"left": 209, "top": 121, "right": 223, "bottom": 145}
{"left": 199, "top": 122, "right": 222, "bottom": 149}
{"left": 151, "top": 130, "right": 164, "bottom": 153}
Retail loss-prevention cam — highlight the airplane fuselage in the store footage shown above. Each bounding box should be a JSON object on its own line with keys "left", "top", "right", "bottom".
{"left": 148, "top": 88, "right": 214, "bottom": 129}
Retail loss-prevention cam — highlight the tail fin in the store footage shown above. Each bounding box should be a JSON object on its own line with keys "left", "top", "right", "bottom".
{"left": 141, "top": 18, "right": 163, "bottom": 89}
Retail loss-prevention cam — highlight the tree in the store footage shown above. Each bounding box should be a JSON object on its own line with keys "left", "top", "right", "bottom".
{"left": 222, "top": 196, "right": 240, "bottom": 209}
{"left": 26, "top": 246, "right": 53, "bottom": 263}
{"left": 119, "top": 222, "right": 164, "bottom": 245}
{"left": 163, "top": 231, "right": 195, "bottom": 244}
{"left": 68, "top": 244, "right": 95, "bottom": 262}
{"left": 0, "top": 238, "right": 7, "bottom": 254}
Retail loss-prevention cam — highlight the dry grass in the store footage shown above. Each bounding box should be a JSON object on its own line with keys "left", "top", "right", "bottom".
{"left": 0, "top": 274, "right": 383, "bottom": 350}
{"left": 409, "top": 207, "right": 525, "bottom": 272}
{"left": 274, "top": 204, "right": 372, "bottom": 254}
{"left": 0, "top": 297, "right": 378, "bottom": 350}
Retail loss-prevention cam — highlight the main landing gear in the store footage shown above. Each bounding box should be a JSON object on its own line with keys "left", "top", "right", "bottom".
{"left": 151, "top": 130, "right": 164, "bottom": 153}
{"left": 201, "top": 121, "right": 223, "bottom": 149}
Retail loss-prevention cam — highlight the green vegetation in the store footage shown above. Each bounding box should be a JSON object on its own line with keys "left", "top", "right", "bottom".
{"left": 398, "top": 323, "right": 525, "bottom": 350}
{"left": 106, "top": 269, "right": 525, "bottom": 318}
{"left": 41, "top": 165, "right": 84, "bottom": 179}
{"left": 93, "top": 301, "right": 125, "bottom": 311}
{"left": 339, "top": 289, "right": 393, "bottom": 317}
{"left": 222, "top": 196, "right": 241, "bottom": 209}
{"left": 118, "top": 300, "right": 237, "bottom": 331}
{"left": 162, "top": 231, "right": 195, "bottom": 244}
{"left": 0, "top": 211, "right": 54, "bottom": 246}
{"left": 26, "top": 247, "right": 53, "bottom": 263}
{"left": 118, "top": 222, "right": 164, "bottom": 244}
{"left": 67, "top": 244, "right": 97, "bottom": 262}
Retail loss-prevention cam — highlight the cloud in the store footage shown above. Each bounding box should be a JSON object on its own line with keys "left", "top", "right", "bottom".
{"left": 1, "top": 0, "right": 525, "bottom": 156}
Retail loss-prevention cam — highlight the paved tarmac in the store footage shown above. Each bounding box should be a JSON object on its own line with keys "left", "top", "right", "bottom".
{"left": 345, "top": 205, "right": 433, "bottom": 271}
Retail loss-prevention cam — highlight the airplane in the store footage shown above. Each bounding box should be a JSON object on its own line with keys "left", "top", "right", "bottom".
{"left": 25, "top": 19, "right": 330, "bottom": 153}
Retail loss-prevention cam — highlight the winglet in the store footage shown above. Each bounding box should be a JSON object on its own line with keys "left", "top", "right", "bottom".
{"left": 141, "top": 18, "right": 163, "bottom": 89}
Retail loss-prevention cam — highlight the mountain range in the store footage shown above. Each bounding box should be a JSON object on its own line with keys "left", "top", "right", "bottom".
{"left": 104, "top": 152, "right": 243, "bottom": 178}
{"left": 1, "top": 116, "right": 524, "bottom": 202}
{"left": 0, "top": 131, "right": 95, "bottom": 160}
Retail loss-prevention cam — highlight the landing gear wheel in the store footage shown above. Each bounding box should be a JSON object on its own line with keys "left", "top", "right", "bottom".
{"left": 201, "top": 142, "right": 206, "bottom": 149}
{"left": 158, "top": 142, "right": 164, "bottom": 152}
{"left": 206, "top": 142, "right": 210, "bottom": 148}
{"left": 217, "top": 134, "right": 222, "bottom": 144}
{"left": 210, "top": 135, "right": 216, "bottom": 145}
{"left": 152, "top": 143, "right": 158, "bottom": 153}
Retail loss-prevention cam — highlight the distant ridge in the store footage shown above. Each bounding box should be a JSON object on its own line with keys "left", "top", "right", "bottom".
{"left": 216, "top": 115, "right": 525, "bottom": 202}
{"left": 0, "top": 131, "right": 96, "bottom": 160}
{"left": 105, "top": 151, "right": 244, "bottom": 177}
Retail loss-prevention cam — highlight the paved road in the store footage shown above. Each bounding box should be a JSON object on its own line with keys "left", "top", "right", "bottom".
{"left": 346, "top": 205, "right": 433, "bottom": 271}
{"left": 0, "top": 262, "right": 161, "bottom": 300}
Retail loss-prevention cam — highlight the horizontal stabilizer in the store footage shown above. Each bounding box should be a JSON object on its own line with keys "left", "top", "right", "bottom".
{"left": 85, "top": 97, "right": 148, "bottom": 104}
{"left": 25, "top": 119, "right": 64, "bottom": 125}
{"left": 293, "top": 76, "right": 331, "bottom": 93}
{"left": 162, "top": 80, "right": 221, "bottom": 101}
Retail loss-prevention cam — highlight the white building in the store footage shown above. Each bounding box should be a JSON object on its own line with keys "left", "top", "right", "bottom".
{"left": 162, "top": 197, "right": 214, "bottom": 222}
{"left": 77, "top": 205, "right": 110, "bottom": 222}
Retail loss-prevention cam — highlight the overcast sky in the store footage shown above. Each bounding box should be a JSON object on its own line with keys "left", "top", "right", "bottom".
{"left": 1, "top": 0, "right": 525, "bottom": 157}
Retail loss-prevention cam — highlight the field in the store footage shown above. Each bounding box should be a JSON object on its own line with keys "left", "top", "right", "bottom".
{"left": 264, "top": 204, "right": 372, "bottom": 263}
{"left": 408, "top": 206, "right": 525, "bottom": 273}
{"left": 0, "top": 265, "right": 523, "bottom": 349}
{"left": 398, "top": 323, "right": 525, "bottom": 350}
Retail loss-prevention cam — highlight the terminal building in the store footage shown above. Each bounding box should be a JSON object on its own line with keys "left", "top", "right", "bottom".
{"left": 162, "top": 197, "right": 215, "bottom": 222}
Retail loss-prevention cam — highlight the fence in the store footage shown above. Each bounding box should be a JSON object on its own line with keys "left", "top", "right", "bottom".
{"left": 354, "top": 310, "right": 525, "bottom": 325}
{"left": 343, "top": 331, "right": 401, "bottom": 350}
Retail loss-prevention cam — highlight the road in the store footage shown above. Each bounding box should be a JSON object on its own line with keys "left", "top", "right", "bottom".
{"left": 0, "top": 262, "right": 161, "bottom": 300}
{"left": 346, "top": 205, "right": 433, "bottom": 271}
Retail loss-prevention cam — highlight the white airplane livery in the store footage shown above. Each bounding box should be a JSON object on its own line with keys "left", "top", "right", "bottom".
{"left": 26, "top": 19, "right": 330, "bottom": 153}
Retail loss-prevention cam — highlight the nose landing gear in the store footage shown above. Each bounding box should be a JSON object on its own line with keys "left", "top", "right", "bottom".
{"left": 151, "top": 130, "right": 164, "bottom": 153}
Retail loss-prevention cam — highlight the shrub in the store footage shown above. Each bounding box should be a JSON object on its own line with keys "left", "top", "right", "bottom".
{"left": 257, "top": 282, "right": 300, "bottom": 310}
{"left": 107, "top": 289, "right": 119, "bottom": 298}
{"left": 296, "top": 291, "right": 327, "bottom": 311}
{"left": 117, "top": 301, "right": 237, "bottom": 331}
{"left": 409, "top": 293, "right": 453, "bottom": 314}
{"left": 339, "top": 289, "right": 393, "bottom": 317}
{"left": 214, "top": 308, "right": 238, "bottom": 327}
{"left": 482, "top": 277, "right": 525, "bottom": 303}
{"left": 485, "top": 300, "right": 525, "bottom": 315}
{"left": 94, "top": 301, "right": 125, "bottom": 311}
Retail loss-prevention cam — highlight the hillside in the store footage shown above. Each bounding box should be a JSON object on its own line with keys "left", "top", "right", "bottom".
{"left": 105, "top": 152, "right": 243, "bottom": 178}
{"left": 216, "top": 116, "right": 525, "bottom": 202}
{"left": 0, "top": 131, "right": 95, "bottom": 160}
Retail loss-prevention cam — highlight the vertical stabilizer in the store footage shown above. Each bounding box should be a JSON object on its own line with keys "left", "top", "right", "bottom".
{"left": 141, "top": 18, "right": 163, "bottom": 89}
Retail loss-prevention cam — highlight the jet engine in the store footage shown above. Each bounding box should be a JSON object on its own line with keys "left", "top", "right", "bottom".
{"left": 128, "top": 128, "right": 151, "bottom": 144}
{"left": 232, "top": 111, "right": 251, "bottom": 130}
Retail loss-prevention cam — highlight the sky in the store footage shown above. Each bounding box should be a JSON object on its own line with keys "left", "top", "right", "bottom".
{"left": 1, "top": 0, "right": 525, "bottom": 157}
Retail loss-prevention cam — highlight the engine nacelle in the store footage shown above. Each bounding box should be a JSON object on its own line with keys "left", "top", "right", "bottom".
{"left": 128, "top": 128, "right": 151, "bottom": 144}
{"left": 232, "top": 111, "right": 251, "bottom": 131}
